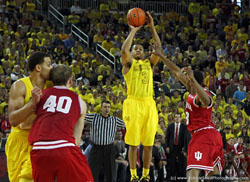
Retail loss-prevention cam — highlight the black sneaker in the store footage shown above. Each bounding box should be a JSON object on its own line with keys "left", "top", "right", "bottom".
{"left": 131, "top": 176, "right": 139, "bottom": 182}
{"left": 139, "top": 175, "right": 150, "bottom": 182}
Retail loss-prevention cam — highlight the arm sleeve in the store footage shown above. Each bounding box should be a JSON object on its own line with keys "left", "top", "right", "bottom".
{"left": 116, "top": 117, "right": 125, "bottom": 128}
{"left": 85, "top": 113, "right": 95, "bottom": 123}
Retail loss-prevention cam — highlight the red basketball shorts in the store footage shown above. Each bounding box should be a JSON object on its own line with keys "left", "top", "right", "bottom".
{"left": 187, "top": 127, "right": 225, "bottom": 175}
{"left": 30, "top": 145, "right": 93, "bottom": 182}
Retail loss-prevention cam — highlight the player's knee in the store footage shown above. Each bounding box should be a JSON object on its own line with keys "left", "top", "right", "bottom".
{"left": 187, "top": 169, "right": 200, "bottom": 182}
{"left": 187, "top": 168, "right": 200, "bottom": 177}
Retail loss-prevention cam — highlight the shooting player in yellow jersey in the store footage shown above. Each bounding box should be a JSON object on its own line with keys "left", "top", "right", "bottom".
{"left": 121, "top": 11, "right": 162, "bottom": 182}
{"left": 6, "top": 52, "right": 52, "bottom": 182}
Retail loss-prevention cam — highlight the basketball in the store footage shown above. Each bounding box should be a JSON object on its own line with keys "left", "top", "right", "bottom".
{"left": 127, "top": 8, "right": 146, "bottom": 27}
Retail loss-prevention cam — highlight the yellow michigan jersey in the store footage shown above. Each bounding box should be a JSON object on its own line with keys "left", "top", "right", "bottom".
{"left": 123, "top": 59, "right": 158, "bottom": 146}
{"left": 5, "top": 77, "right": 51, "bottom": 182}
{"left": 124, "top": 59, "right": 153, "bottom": 98}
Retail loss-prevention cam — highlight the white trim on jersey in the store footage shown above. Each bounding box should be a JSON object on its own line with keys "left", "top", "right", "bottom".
{"left": 33, "top": 140, "right": 68, "bottom": 145}
{"left": 53, "top": 86, "right": 67, "bottom": 89}
{"left": 207, "top": 96, "right": 213, "bottom": 109}
{"left": 187, "top": 165, "right": 213, "bottom": 171}
{"left": 205, "top": 156, "right": 223, "bottom": 176}
{"left": 33, "top": 143, "right": 75, "bottom": 150}
{"left": 32, "top": 140, "right": 75, "bottom": 150}
{"left": 193, "top": 126, "right": 214, "bottom": 133}
{"left": 193, "top": 95, "right": 199, "bottom": 108}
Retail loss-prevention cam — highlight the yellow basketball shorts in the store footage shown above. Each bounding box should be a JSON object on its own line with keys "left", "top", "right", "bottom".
{"left": 5, "top": 130, "right": 33, "bottom": 182}
{"left": 123, "top": 96, "right": 158, "bottom": 146}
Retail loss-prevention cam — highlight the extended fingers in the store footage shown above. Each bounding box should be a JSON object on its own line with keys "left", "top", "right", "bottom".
{"left": 146, "top": 11, "right": 152, "bottom": 19}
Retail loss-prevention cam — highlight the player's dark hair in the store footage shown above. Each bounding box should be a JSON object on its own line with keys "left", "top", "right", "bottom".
{"left": 131, "top": 44, "right": 146, "bottom": 51}
{"left": 50, "top": 64, "right": 72, "bottom": 86}
{"left": 194, "top": 71, "right": 204, "bottom": 85}
{"left": 101, "top": 100, "right": 111, "bottom": 106}
{"left": 27, "top": 52, "right": 50, "bottom": 71}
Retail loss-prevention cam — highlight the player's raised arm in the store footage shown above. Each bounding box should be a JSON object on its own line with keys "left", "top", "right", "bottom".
{"left": 74, "top": 99, "right": 87, "bottom": 147}
{"left": 147, "top": 11, "right": 162, "bottom": 67}
{"left": 152, "top": 43, "right": 189, "bottom": 88}
{"left": 121, "top": 25, "right": 142, "bottom": 66}
{"left": 8, "top": 81, "right": 41, "bottom": 127}
{"left": 184, "top": 67, "right": 211, "bottom": 107}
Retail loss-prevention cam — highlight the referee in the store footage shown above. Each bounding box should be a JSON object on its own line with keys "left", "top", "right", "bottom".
{"left": 85, "top": 100, "right": 125, "bottom": 182}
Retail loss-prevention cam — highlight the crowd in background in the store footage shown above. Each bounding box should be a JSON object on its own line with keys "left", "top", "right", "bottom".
{"left": 0, "top": 0, "right": 250, "bottom": 181}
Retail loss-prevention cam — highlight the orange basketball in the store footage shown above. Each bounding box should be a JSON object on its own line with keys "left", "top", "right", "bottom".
{"left": 127, "top": 8, "right": 146, "bottom": 27}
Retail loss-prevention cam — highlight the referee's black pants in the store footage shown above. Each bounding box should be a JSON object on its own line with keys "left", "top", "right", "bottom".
{"left": 88, "top": 143, "right": 116, "bottom": 182}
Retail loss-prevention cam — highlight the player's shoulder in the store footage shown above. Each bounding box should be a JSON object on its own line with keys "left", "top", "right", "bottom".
{"left": 10, "top": 79, "right": 26, "bottom": 92}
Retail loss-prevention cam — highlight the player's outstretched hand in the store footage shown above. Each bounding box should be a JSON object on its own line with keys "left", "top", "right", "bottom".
{"left": 31, "top": 86, "right": 42, "bottom": 106}
{"left": 146, "top": 11, "right": 154, "bottom": 28}
{"left": 183, "top": 67, "right": 195, "bottom": 82}
{"left": 152, "top": 42, "right": 164, "bottom": 58}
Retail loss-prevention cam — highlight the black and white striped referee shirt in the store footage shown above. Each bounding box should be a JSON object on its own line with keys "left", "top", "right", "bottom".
{"left": 85, "top": 114, "right": 125, "bottom": 145}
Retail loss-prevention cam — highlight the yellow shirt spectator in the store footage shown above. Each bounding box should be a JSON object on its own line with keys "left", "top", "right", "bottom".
{"left": 215, "top": 58, "right": 227, "bottom": 76}
{"left": 101, "top": 37, "right": 113, "bottom": 52}
{"left": 26, "top": 2, "right": 36, "bottom": 12}
{"left": 100, "top": 3, "right": 109, "bottom": 12}
{"left": 68, "top": 14, "right": 80, "bottom": 24}
{"left": 188, "top": 2, "right": 200, "bottom": 15}
{"left": 237, "top": 30, "right": 249, "bottom": 42}
{"left": 37, "top": 29, "right": 46, "bottom": 40}
{"left": 171, "top": 96, "right": 181, "bottom": 104}
{"left": 6, "top": 0, "right": 16, "bottom": 11}
{"left": 224, "top": 24, "right": 236, "bottom": 40}
{"left": 93, "top": 32, "right": 104, "bottom": 44}
{"left": 70, "top": 60, "right": 81, "bottom": 76}
{"left": 98, "top": 61, "right": 112, "bottom": 75}
{"left": 226, "top": 132, "right": 235, "bottom": 141}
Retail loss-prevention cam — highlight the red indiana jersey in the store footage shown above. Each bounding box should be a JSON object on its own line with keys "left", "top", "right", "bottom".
{"left": 29, "top": 86, "right": 83, "bottom": 145}
{"left": 185, "top": 90, "right": 214, "bottom": 133}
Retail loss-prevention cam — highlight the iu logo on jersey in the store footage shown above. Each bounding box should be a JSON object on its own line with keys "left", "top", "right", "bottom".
{"left": 195, "top": 151, "right": 202, "bottom": 161}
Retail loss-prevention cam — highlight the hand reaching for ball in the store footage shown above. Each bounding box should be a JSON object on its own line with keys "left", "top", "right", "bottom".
{"left": 129, "top": 25, "right": 143, "bottom": 33}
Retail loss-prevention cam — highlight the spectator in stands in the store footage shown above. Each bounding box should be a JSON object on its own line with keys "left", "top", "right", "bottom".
{"left": 216, "top": 43, "right": 227, "bottom": 59}
{"left": 64, "top": 33, "right": 75, "bottom": 51}
{"left": 205, "top": 68, "right": 217, "bottom": 92}
{"left": 225, "top": 79, "right": 238, "bottom": 99}
{"left": 58, "top": 29, "right": 68, "bottom": 41}
{"left": 68, "top": 11, "right": 80, "bottom": 25}
{"left": 25, "top": 0, "right": 36, "bottom": 12}
{"left": 99, "top": 0, "right": 109, "bottom": 15}
{"left": 241, "top": 70, "right": 250, "bottom": 91}
{"left": 233, "top": 81, "right": 246, "bottom": 105}
{"left": 102, "top": 36, "right": 113, "bottom": 52}
{"left": 6, "top": 0, "right": 16, "bottom": 12}
{"left": 217, "top": 69, "right": 230, "bottom": 99}
{"left": 215, "top": 55, "right": 228, "bottom": 76}
{"left": 70, "top": 0, "right": 82, "bottom": 15}
{"left": 10, "top": 65, "right": 22, "bottom": 82}
{"left": 243, "top": 92, "right": 250, "bottom": 116}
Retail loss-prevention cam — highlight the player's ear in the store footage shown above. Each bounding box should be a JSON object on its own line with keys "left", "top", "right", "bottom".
{"left": 35, "top": 64, "right": 41, "bottom": 72}
{"left": 67, "top": 77, "right": 73, "bottom": 88}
